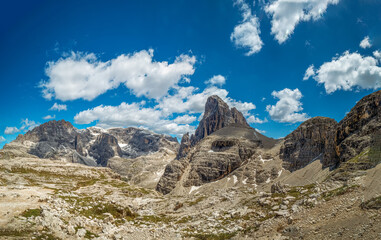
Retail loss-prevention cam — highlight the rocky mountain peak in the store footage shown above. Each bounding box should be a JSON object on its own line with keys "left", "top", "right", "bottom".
{"left": 17, "top": 119, "right": 76, "bottom": 143}
{"left": 192, "top": 95, "right": 249, "bottom": 144}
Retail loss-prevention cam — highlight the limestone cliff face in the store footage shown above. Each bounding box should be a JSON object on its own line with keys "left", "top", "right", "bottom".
{"left": 335, "top": 90, "right": 381, "bottom": 162}
{"left": 157, "top": 96, "right": 271, "bottom": 195}
{"left": 15, "top": 120, "right": 79, "bottom": 159}
{"left": 176, "top": 133, "right": 191, "bottom": 160}
{"left": 175, "top": 95, "right": 250, "bottom": 160}
{"left": 89, "top": 133, "right": 123, "bottom": 167}
{"left": 280, "top": 117, "right": 337, "bottom": 171}
{"left": 192, "top": 95, "right": 250, "bottom": 144}
{"left": 280, "top": 90, "right": 381, "bottom": 171}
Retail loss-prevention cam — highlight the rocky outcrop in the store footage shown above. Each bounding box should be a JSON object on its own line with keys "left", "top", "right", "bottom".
{"left": 176, "top": 133, "right": 191, "bottom": 160}
{"left": 280, "top": 90, "right": 381, "bottom": 171}
{"left": 280, "top": 117, "right": 337, "bottom": 171}
{"left": 183, "top": 136, "right": 259, "bottom": 187}
{"left": 335, "top": 90, "right": 381, "bottom": 163}
{"left": 175, "top": 95, "right": 251, "bottom": 160}
{"left": 15, "top": 120, "right": 79, "bottom": 159}
{"left": 192, "top": 95, "right": 249, "bottom": 144}
{"left": 6, "top": 121, "right": 179, "bottom": 169}
{"left": 88, "top": 133, "right": 122, "bottom": 166}
{"left": 107, "top": 128, "right": 178, "bottom": 159}
{"left": 157, "top": 95, "right": 270, "bottom": 194}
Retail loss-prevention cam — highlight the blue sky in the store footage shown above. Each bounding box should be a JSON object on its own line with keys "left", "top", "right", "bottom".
{"left": 1, "top": 0, "right": 381, "bottom": 148}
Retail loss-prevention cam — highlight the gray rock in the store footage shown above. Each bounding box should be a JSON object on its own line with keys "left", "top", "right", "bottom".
{"left": 280, "top": 117, "right": 337, "bottom": 171}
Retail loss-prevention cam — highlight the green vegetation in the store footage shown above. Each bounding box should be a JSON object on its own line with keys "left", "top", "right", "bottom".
{"left": 21, "top": 208, "right": 41, "bottom": 218}
{"left": 322, "top": 185, "right": 359, "bottom": 201}
{"left": 0, "top": 229, "right": 33, "bottom": 237}
{"left": 361, "top": 195, "right": 381, "bottom": 210}
{"left": 80, "top": 202, "right": 136, "bottom": 220}
{"left": 188, "top": 196, "right": 207, "bottom": 206}
{"left": 138, "top": 214, "right": 173, "bottom": 224}
{"left": 185, "top": 232, "right": 237, "bottom": 240}
{"left": 75, "top": 179, "right": 98, "bottom": 189}
{"left": 176, "top": 216, "right": 192, "bottom": 224}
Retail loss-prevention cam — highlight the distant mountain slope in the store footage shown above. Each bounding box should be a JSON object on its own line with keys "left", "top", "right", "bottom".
{"left": 280, "top": 90, "right": 381, "bottom": 172}
{"left": 3, "top": 120, "right": 179, "bottom": 168}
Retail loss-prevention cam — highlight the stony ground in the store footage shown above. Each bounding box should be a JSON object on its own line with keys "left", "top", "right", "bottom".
{"left": 0, "top": 153, "right": 380, "bottom": 240}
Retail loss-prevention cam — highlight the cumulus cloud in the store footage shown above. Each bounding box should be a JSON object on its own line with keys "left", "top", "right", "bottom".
{"left": 303, "top": 65, "right": 315, "bottom": 80}
{"left": 255, "top": 128, "right": 266, "bottom": 134}
{"left": 360, "top": 36, "right": 372, "bottom": 49}
{"left": 4, "top": 119, "right": 39, "bottom": 135}
{"left": 173, "top": 115, "right": 197, "bottom": 124}
{"left": 305, "top": 51, "right": 381, "bottom": 93}
{"left": 0, "top": 136, "right": 5, "bottom": 142}
{"left": 20, "top": 119, "right": 39, "bottom": 131}
{"left": 373, "top": 50, "right": 381, "bottom": 59}
{"left": 74, "top": 102, "right": 195, "bottom": 137}
{"left": 265, "top": 0, "right": 339, "bottom": 44}
{"left": 247, "top": 116, "right": 267, "bottom": 124}
{"left": 4, "top": 127, "right": 19, "bottom": 135}
{"left": 158, "top": 86, "right": 256, "bottom": 116}
{"left": 204, "top": 75, "right": 226, "bottom": 86}
{"left": 266, "top": 88, "right": 309, "bottom": 123}
{"left": 49, "top": 103, "right": 67, "bottom": 111}
{"left": 41, "top": 49, "right": 196, "bottom": 101}
{"left": 74, "top": 84, "right": 260, "bottom": 137}
{"left": 231, "top": 0, "right": 263, "bottom": 55}
{"left": 43, "top": 115, "right": 56, "bottom": 120}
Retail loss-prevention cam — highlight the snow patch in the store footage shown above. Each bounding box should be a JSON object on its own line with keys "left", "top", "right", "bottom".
{"left": 118, "top": 143, "right": 128, "bottom": 148}
{"left": 189, "top": 186, "right": 201, "bottom": 194}
{"left": 242, "top": 178, "right": 248, "bottom": 185}
{"left": 259, "top": 155, "right": 273, "bottom": 163}
{"left": 233, "top": 175, "right": 238, "bottom": 184}
{"left": 208, "top": 150, "right": 214, "bottom": 153}
{"left": 278, "top": 169, "right": 283, "bottom": 177}
{"left": 265, "top": 177, "right": 271, "bottom": 184}
{"left": 154, "top": 169, "right": 165, "bottom": 181}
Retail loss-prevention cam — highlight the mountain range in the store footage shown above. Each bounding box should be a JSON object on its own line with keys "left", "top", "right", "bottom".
{"left": 0, "top": 90, "right": 380, "bottom": 239}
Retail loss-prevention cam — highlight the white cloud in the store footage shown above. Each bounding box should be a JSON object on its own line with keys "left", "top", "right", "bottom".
{"left": 74, "top": 102, "right": 195, "bottom": 137}
{"left": 20, "top": 119, "right": 39, "bottom": 131}
{"left": 43, "top": 115, "right": 56, "bottom": 120}
{"left": 307, "top": 51, "right": 381, "bottom": 93}
{"left": 231, "top": 0, "right": 263, "bottom": 55}
{"left": 255, "top": 128, "right": 266, "bottom": 134}
{"left": 205, "top": 75, "right": 226, "bottom": 86}
{"left": 266, "top": 88, "right": 309, "bottom": 123}
{"left": 158, "top": 86, "right": 256, "bottom": 116}
{"left": 41, "top": 50, "right": 196, "bottom": 101}
{"left": 265, "top": 0, "right": 339, "bottom": 44}
{"left": 49, "top": 103, "right": 67, "bottom": 111}
{"left": 0, "top": 136, "right": 5, "bottom": 142}
{"left": 4, "top": 127, "right": 19, "bottom": 135}
{"left": 247, "top": 116, "right": 267, "bottom": 124}
{"left": 173, "top": 115, "right": 197, "bottom": 124}
{"left": 303, "top": 65, "right": 315, "bottom": 80}
{"left": 360, "top": 36, "right": 372, "bottom": 49}
{"left": 74, "top": 84, "right": 260, "bottom": 137}
{"left": 373, "top": 50, "right": 381, "bottom": 59}
{"left": 5, "top": 119, "right": 39, "bottom": 135}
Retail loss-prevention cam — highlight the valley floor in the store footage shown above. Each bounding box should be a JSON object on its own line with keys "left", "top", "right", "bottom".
{"left": 0, "top": 155, "right": 380, "bottom": 240}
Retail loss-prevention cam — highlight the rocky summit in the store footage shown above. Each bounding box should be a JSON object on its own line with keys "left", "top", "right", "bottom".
{"left": 1, "top": 91, "right": 381, "bottom": 240}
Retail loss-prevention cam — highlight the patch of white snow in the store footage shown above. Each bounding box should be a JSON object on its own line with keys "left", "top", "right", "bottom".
{"left": 189, "top": 186, "right": 201, "bottom": 194}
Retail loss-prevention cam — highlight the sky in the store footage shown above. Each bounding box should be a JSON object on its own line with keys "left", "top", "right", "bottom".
{"left": 1, "top": 0, "right": 381, "bottom": 148}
